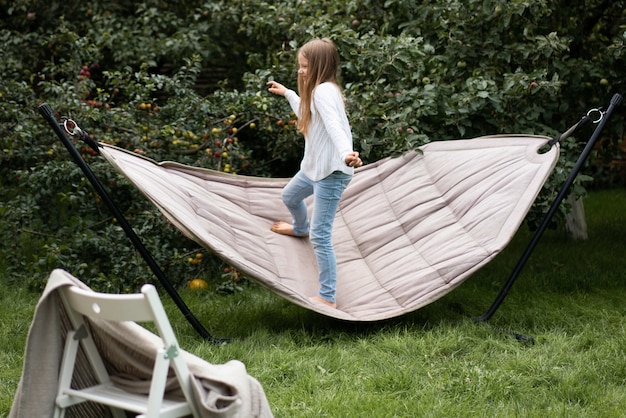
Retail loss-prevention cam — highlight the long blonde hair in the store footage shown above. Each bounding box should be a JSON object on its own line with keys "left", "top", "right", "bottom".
{"left": 296, "top": 38, "right": 341, "bottom": 136}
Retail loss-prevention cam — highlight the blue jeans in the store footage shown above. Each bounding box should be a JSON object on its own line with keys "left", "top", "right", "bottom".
{"left": 281, "top": 170, "right": 352, "bottom": 303}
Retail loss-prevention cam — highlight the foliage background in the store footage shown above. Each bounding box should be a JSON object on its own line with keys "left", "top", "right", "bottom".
{"left": 1, "top": 0, "right": 625, "bottom": 291}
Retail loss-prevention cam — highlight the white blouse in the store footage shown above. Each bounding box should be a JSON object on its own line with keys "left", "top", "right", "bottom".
{"left": 284, "top": 82, "right": 355, "bottom": 181}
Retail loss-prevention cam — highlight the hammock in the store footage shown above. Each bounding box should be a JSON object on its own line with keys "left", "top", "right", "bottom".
{"left": 99, "top": 135, "right": 559, "bottom": 321}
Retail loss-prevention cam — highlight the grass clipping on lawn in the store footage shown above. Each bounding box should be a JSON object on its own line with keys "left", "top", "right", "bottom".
{"left": 2, "top": 189, "right": 625, "bottom": 417}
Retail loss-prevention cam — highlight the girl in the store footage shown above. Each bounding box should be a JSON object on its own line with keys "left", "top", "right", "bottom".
{"left": 267, "top": 38, "right": 362, "bottom": 309}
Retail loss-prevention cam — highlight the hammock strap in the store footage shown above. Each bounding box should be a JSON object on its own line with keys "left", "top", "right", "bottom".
{"left": 547, "top": 114, "right": 592, "bottom": 147}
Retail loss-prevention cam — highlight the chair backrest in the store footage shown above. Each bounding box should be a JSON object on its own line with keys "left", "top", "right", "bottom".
{"left": 64, "top": 285, "right": 155, "bottom": 321}
{"left": 62, "top": 284, "right": 179, "bottom": 345}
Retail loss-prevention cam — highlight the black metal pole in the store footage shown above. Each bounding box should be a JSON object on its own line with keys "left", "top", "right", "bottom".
{"left": 38, "top": 103, "right": 228, "bottom": 343}
{"left": 476, "top": 93, "right": 623, "bottom": 322}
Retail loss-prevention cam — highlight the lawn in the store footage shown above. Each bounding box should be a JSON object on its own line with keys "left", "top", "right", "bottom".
{"left": 2, "top": 188, "right": 625, "bottom": 417}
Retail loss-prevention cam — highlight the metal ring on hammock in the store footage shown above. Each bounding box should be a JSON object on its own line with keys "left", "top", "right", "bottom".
{"left": 63, "top": 119, "right": 83, "bottom": 136}
{"left": 586, "top": 108, "right": 604, "bottom": 124}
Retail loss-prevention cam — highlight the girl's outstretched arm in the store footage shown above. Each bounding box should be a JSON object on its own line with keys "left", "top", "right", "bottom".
{"left": 267, "top": 80, "right": 287, "bottom": 96}
{"left": 268, "top": 80, "right": 300, "bottom": 118}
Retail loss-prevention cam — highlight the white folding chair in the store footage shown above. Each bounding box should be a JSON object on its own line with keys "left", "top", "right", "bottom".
{"left": 54, "top": 283, "right": 200, "bottom": 418}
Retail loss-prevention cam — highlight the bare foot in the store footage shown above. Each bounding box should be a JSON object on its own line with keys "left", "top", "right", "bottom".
{"left": 309, "top": 296, "right": 337, "bottom": 309}
{"left": 270, "top": 221, "right": 308, "bottom": 237}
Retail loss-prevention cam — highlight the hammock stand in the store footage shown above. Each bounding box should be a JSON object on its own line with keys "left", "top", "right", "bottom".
{"left": 38, "top": 94, "right": 622, "bottom": 342}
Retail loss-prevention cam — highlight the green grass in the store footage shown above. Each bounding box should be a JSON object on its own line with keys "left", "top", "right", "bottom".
{"left": 0, "top": 284, "right": 39, "bottom": 416}
{"left": 2, "top": 189, "right": 625, "bottom": 417}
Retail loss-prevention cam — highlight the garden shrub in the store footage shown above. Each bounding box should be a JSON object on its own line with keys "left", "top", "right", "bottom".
{"left": 0, "top": 0, "right": 624, "bottom": 291}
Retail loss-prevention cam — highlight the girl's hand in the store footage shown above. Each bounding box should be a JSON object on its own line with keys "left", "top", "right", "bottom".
{"left": 345, "top": 152, "right": 363, "bottom": 167}
{"left": 267, "top": 80, "right": 287, "bottom": 96}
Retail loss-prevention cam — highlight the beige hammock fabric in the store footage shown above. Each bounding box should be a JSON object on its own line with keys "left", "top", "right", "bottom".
{"left": 99, "top": 135, "right": 559, "bottom": 321}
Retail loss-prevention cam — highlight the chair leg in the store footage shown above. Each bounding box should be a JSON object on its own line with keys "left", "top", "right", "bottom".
{"left": 54, "top": 329, "right": 81, "bottom": 418}
{"left": 145, "top": 347, "right": 170, "bottom": 417}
